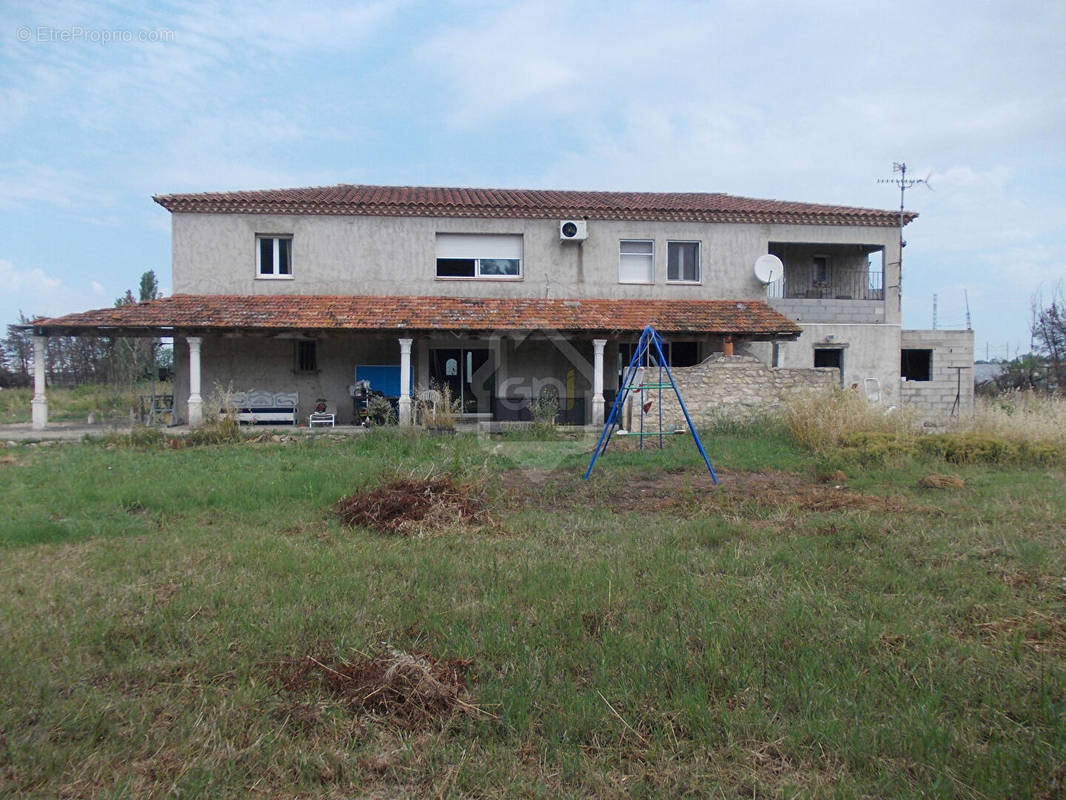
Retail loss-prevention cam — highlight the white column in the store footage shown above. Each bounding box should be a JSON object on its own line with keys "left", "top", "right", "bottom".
{"left": 31, "top": 335, "right": 48, "bottom": 430}
{"left": 187, "top": 336, "right": 204, "bottom": 428}
{"left": 398, "top": 337, "right": 413, "bottom": 426}
{"left": 591, "top": 338, "right": 606, "bottom": 426}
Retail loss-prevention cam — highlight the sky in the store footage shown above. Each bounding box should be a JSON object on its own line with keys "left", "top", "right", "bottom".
{"left": 2, "top": 0, "right": 1064, "bottom": 361}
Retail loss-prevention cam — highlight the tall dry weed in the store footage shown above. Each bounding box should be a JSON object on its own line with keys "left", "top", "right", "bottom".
{"left": 964, "top": 391, "right": 1066, "bottom": 450}
{"left": 780, "top": 388, "right": 917, "bottom": 451}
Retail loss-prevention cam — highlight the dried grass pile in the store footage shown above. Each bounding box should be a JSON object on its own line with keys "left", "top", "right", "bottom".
{"left": 918, "top": 473, "right": 966, "bottom": 489}
{"left": 335, "top": 475, "right": 485, "bottom": 534}
{"left": 277, "top": 648, "right": 476, "bottom": 726}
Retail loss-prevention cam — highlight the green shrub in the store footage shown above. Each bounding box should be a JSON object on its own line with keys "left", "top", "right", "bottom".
{"left": 920, "top": 433, "right": 1013, "bottom": 464}
{"left": 837, "top": 431, "right": 919, "bottom": 464}
{"left": 529, "top": 385, "right": 560, "bottom": 435}
{"left": 126, "top": 425, "right": 166, "bottom": 449}
{"left": 183, "top": 415, "right": 243, "bottom": 446}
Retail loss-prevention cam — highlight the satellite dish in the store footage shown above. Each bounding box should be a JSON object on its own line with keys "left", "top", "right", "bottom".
{"left": 753, "top": 254, "right": 783, "bottom": 284}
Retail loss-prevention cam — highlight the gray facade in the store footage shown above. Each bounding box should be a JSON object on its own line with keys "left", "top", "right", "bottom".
{"left": 166, "top": 204, "right": 978, "bottom": 424}
{"left": 171, "top": 212, "right": 901, "bottom": 308}
{"left": 154, "top": 188, "right": 981, "bottom": 425}
{"left": 27, "top": 185, "right": 973, "bottom": 430}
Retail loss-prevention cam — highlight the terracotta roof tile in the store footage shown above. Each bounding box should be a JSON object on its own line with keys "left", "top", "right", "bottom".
{"left": 32, "top": 295, "right": 802, "bottom": 337}
{"left": 153, "top": 184, "right": 915, "bottom": 228}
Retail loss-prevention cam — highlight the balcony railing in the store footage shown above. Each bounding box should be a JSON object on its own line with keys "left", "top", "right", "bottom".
{"left": 767, "top": 268, "right": 884, "bottom": 301}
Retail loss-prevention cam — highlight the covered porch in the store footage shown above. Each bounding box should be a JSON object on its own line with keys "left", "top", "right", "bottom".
{"left": 27, "top": 294, "right": 801, "bottom": 429}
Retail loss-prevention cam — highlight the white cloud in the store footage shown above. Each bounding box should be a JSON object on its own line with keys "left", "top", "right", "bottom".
{"left": 0, "top": 161, "right": 105, "bottom": 211}
{"left": 0, "top": 258, "right": 110, "bottom": 324}
{"left": 0, "top": 0, "right": 406, "bottom": 207}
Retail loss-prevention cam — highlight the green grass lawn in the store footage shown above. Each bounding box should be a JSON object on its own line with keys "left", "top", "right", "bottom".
{"left": 0, "top": 429, "right": 1063, "bottom": 798}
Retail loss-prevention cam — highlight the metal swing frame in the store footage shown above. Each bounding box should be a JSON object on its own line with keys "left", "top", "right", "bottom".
{"left": 583, "top": 325, "right": 717, "bottom": 482}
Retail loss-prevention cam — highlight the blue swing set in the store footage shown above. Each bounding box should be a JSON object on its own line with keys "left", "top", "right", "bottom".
{"left": 584, "top": 325, "right": 717, "bottom": 482}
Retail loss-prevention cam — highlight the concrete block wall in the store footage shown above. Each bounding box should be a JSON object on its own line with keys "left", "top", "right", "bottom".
{"left": 899, "top": 329, "right": 974, "bottom": 421}
{"left": 770, "top": 298, "right": 885, "bottom": 325}
{"left": 626, "top": 355, "right": 838, "bottom": 429}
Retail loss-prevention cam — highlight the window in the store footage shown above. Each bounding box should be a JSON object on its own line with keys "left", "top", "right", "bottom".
{"left": 257, "top": 235, "right": 293, "bottom": 278}
{"left": 619, "top": 240, "right": 653, "bottom": 283}
{"left": 435, "top": 234, "right": 521, "bottom": 279}
{"left": 813, "top": 255, "right": 831, "bottom": 285}
{"left": 668, "top": 340, "right": 700, "bottom": 366}
{"left": 667, "top": 241, "right": 700, "bottom": 282}
{"left": 294, "top": 340, "right": 317, "bottom": 373}
{"left": 901, "top": 349, "right": 932, "bottom": 381}
{"left": 617, "top": 340, "right": 699, "bottom": 373}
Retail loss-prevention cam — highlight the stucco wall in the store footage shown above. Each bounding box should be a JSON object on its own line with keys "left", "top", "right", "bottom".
{"left": 770, "top": 323, "right": 902, "bottom": 408}
{"left": 170, "top": 212, "right": 900, "bottom": 307}
{"left": 625, "top": 356, "right": 838, "bottom": 429}
{"left": 173, "top": 332, "right": 603, "bottom": 425}
{"left": 174, "top": 334, "right": 406, "bottom": 425}
{"left": 899, "top": 329, "right": 974, "bottom": 421}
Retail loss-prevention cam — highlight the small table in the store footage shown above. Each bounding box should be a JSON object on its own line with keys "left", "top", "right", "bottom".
{"left": 309, "top": 413, "right": 335, "bottom": 428}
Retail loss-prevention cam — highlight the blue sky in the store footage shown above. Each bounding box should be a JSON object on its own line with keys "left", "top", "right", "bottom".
{"left": 2, "top": 0, "right": 1064, "bottom": 360}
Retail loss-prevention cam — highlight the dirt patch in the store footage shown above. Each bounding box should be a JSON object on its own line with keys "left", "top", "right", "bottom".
{"left": 599, "top": 433, "right": 681, "bottom": 452}
{"left": 336, "top": 475, "right": 486, "bottom": 535}
{"left": 751, "top": 485, "right": 907, "bottom": 513}
{"left": 273, "top": 648, "right": 477, "bottom": 727}
{"left": 974, "top": 611, "right": 1066, "bottom": 652}
{"left": 496, "top": 466, "right": 911, "bottom": 516}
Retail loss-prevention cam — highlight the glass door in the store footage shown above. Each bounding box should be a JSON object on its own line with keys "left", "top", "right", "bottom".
{"left": 429, "top": 348, "right": 494, "bottom": 414}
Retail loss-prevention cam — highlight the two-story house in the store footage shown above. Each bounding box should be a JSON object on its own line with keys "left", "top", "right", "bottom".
{"left": 27, "top": 184, "right": 972, "bottom": 428}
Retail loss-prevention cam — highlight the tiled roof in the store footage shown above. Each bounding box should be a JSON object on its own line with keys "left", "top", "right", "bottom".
{"left": 153, "top": 184, "right": 915, "bottom": 227}
{"left": 32, "top": 295, "right": 802, "bottom": 337}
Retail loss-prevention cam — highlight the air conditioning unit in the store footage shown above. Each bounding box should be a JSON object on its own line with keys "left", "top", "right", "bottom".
{"left": 559, "top": 220, "right": 588, "bottom": 242}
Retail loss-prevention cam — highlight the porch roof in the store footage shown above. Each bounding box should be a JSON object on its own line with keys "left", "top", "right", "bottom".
{"left": 30, "top": 294, "right": 802, "bottom": 339}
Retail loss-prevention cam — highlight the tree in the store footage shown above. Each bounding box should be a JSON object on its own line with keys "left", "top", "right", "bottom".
{"left": 1, "top": 270, "right": 166, "bottom": 389}
{"left": 1032, "top": 284, "right": 1065, "bottom": 392}
{"left": 993, "top": 353, "right": 1047, "bottom": 393}
{"left": 139, "top": 270, "right": 160, "bottom": 302}
{"left": 108, "top": 270, "right": 163, "bottom": 384}
{"left": 2, "top": 312, "right": 35, "bottom": 387}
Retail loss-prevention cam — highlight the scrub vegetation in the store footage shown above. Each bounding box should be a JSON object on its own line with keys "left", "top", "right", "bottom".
{"left": 0, "top": 382, "right": 171, "bottom": 425}
{"left": 781, "top": 387, "right": 1066, "bottom": 467}
{"left": 0, "top": 424, "right": 1063, "bottom": 798}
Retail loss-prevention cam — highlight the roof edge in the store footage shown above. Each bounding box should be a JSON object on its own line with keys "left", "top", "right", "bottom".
{"left": 152, "top": 184, "right": 917, "bottom": 227}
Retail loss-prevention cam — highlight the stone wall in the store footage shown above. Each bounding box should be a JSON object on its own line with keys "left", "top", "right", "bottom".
{"left": 621, "top": 355, "right": 838, "bottom": 429}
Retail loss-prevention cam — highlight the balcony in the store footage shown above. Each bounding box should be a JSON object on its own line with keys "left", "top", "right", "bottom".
{"left": 767, "top": 267, "right": 884, "bottom": 301}
{"left": 767, "top": 267, "right": 886, "bottom": 325}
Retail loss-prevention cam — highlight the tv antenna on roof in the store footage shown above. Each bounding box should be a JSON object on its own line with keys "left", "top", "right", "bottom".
{"left": 877, "top": 162, "right": 932, "bottom": 308}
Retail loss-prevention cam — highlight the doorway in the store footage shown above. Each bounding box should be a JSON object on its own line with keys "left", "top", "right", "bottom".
{"left": 429, "top": 348, "right": 494, "bottom": 415}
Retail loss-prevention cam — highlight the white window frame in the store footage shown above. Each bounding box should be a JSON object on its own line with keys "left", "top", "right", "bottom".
{"left": 619, "top": 239, "right": 654, "bottom": 284}
{"left": 256, "top": 234, "right": 294, "bottom": 280}
{"left": 435, "top": 234, "right": 523, "bottom": 281}
{"left": 667, "top": 241, "right": 701, "bottom": 284}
